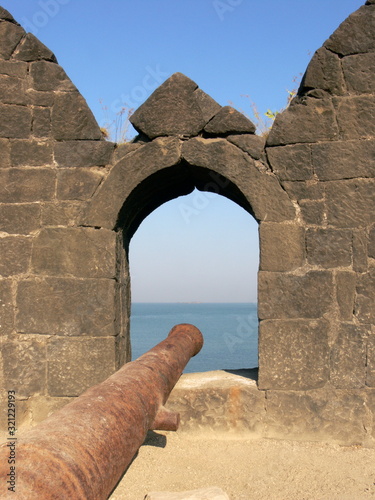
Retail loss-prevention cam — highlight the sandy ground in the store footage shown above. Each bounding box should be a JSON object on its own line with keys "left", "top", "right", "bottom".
{"left": 109, "top": 431, "right": 375, "bottom": 500}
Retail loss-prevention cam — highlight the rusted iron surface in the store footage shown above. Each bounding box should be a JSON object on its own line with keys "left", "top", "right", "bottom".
{"left": 0, "top": 324, "right": 203, "bottom": 500}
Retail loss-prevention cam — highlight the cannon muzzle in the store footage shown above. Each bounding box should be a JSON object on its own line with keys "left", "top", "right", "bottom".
{"left": 0, "top": 323, "right": 203, "bottom": 499}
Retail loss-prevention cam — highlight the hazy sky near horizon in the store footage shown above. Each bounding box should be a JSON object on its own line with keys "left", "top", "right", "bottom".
{"left": 3, "top": 0, "right": 364, "bottom": 302}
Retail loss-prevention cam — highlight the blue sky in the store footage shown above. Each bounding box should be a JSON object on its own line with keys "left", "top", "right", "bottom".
{"left": 3, "top": 0, "right": 364, "bottom": 302}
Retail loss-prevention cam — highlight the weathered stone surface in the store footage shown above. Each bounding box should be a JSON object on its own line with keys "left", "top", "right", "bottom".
{"left": 113, "top": 141, "right": 143, "bottom": 162}
{"left": 299, "top": 200, "right": 324, "bottom": 226}
{"left": 367, "top": 335, "right": 375, "bottom": 387}
{"left": 193, "top": 87, "right": 221, "bottom": 122}
{"left": 342, "top": 53, "right": 375, "bottom": 94}
{"left": 32, "top": 107, "right": 51, "bottom": 137}
{"left": 0, "top": 7, "right": 16, "bottom": 22}
{"left": 47, "top": 337, "right": 116, "bottom": 397}
{"left": 0, "top": 138, "right": 10, "bottom": 167}
{"left": 0, "top": 74, "right": 27, "bottom": 105}
{"left": 30, "top": 61, "right": 76, "bottom": 92}
{"left": 0, "top": 236, "right": 31, "bottom": 276}
{"left": 167, "top": 370, "right": 264, "bottom": 433}
{"left": 335, "top": 96, "right": 375, "bottom": 140}
{"left": 0, "top": 22, "right": 24, "bottom": 60}
{"left": 26, "top": 89, "right": 54, "bottom": 107}
{"left": 0, "top": 280, "right": 13, "bottom": 335}
{"left": 130, "top": 73, "right": 207, "bottom": 139}
{"left": 16, "top": 278, "right": 116, "bottom": 336}
{"left": 227, "top": 134, "right": 265, "bottom": 160}
{"left": 325, "top": 179, "right": 375, "bottom": 228}
{"left": 10, "top": 139, "right": 53, "bottom": 166}
{"left": 355, "top": 269, "right": 375, "bottom": 324}
{"left": 324, "top": 5, "right": 375, "bottom": 56}
{"left": 31, "top": 228, "right": 116, "bottom": 278}
{"left": 1, "top": 338, "right": 46, "bottom": 397}
{"left": 336, "top": 271, "right": 356, "bottom": 321}
{"left": 258, "top": 319, "right": 329, "bottom": 390}
{"left": 281, "top": 181, "right": 323, "bottom": 201}
{"left": 299, "top": 47, "right": 346, "bottom": 95}
{"left": 312, "top": 140, "right": 375, "bottom": 181}
{"left": 267, "top": 98, "right": 339, "bottom": 146}
{"left": 0, "top": 103, "right": 31, "bottom": 138}
{"left": 306, "top": 228, "right": 352, "bottom": 268}
{"left": 13, "top": 33, "right": 56, "bottom": 62}
{"left": 353, "top": 230, "right": 368, "bottom": 272}
{"left": 267, "top": 144, "right": 312, "bottom": 181}
{"left": 182, "top": 137, "right": 296, "bottom": 223}
{"left": 0, "top": 168, "right": 55, "bottom": 202}
{"left": 0, "top": 203, "right": 41, "bottom": 234}
{"left": 259, "top": 223, "right": 304, "bottom": 271}
{"left": 41, "top": 201, "right": 81, "bottom": 227}
{"left": 52, "top": 92, "right": 102, "bottom": 140}
{"left": 265, "top": 389, "right": 367, "bottom": 445}
{"left": 81, "top": 137, "right": 182, "bottom": 228}
{"left": 28, "top": 396, "right": 73, "bottom": 426}
{"left": 330, "top": 323, "right": 368, "bottom": 388}
{"left": 54, "top": 140, "right": 114, "bottom": 167}
{"left": 144, "top": 487, "right": 230, "bottom": 500}
{"left": 258, "top": 271, "right": 333, "bottom": 319}
{"left": 204, "top": 106, "right": 256, "bottom": 135}
{"left": 0, "top": 60, "right": 27, "bottom": 78}
{"left": 369, "top": 226, "right": 375, "bottom": 259}
{"left": 57, "top": 168, "right": 103, "bottom": 200}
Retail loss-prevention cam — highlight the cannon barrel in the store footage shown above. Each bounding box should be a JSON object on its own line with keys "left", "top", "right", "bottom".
{"left": 0, "top": 324, "right": 203, "bottom": 499}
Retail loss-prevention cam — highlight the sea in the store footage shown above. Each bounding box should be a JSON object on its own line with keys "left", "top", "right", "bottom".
{"left": 130, "top": 303, "right": 258, "bottom": 373}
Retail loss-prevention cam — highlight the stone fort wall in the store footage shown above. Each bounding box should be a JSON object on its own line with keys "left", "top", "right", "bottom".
{"left": 0, "top": 2, "right": 374, "bottom": 445}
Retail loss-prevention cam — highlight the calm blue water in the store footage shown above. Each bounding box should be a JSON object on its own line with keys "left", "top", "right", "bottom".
{"left": 130, "top": 303, "right": 258, "bottom": 373}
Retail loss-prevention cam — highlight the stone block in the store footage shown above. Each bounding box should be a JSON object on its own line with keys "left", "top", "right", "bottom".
{"left": 28, "top": 396, "right": 73, "bottom": 426}
{"left": 367, "top": 335, "right": 375, "bottom": 387}
{"left": 0, "top": 104, "right": 31, "bottom": 138}
{"left": 1, "top": 338, "right": 46, "bottom": 397}
{"left": 54, "top": 140, "right": 114, "bottom": 167}
{"left": 353, "top": 230, "right": 368, "bottom": 272}
{"left": 335, "top": 96, "right": 375, "bottom": 140}
{"left": 0, "top": 236, "right": 32, "bottom": 277}
{"left": 57, "top": 168, "right": 103, "bottom": 200}
{"left": 324, "top": 5, "right": 375, "bottom": 56}
{"left": 258, "top": 319, "right": 329, "bottom": 390}
{"left": 312, "top": 140, "right": 375, "bottom": 181}
{"left": 40, "top": 201, "right": 81, "bottom": 227}
{"left": 259, "top": 222, "right": 305, "bottom": 271}
{"left": 281, "top": 181, "right": 323, "bottom": 201}
{"left": 265, "top": 389, "right": 367, "bottom": 445}
{"left": 0, "top": 138, "right": 10, "bottom": 167}
{"left": 0, "top": 22, "right": 24, "bottom": 60}
{"left": 369, "top": 226, "right": 375, "bottom": 259}
{"left": 258, "top": 270, "right": 333, "bottom": 319}
{"left": 226, "top": 134, "right": 265, "bottom": 160}
{"left": 342, "top": 53, "right": 375, "bottom": 94}
{"left": 16, "top": 278, "right": 116, "bottom": 336}
{"left": 0, "top": 280, "right": 13, "bottom": 335}
{"left": 0, "top": 60, "right": 27, "bottom": 78}
{"left": 32, "top": 107, "right": 51, "bottom": 137}
{"left": 306, "top": 228, "right": 352, "bottom": 268}
{"left": 26, "top": 89, "right": 54, "bottom": 107}
{"left": 31, "top": 227, "right": 116, "bottom": 278}
{"left": 181, "top": 137, "right": 296, "bottom": 224}
{"left": 145, "top": 487, "right": 230, "bottom": 500}
{"left": 325, "top": 179, "right": 375, "bottom": 228}
{"left": 267, "top": 98, "right": 339, "bottom": 146}
{"left": 30, "top": 61, "right": 76, "bottom": 92}
{"left": 204, "top": 106, "right": 256, "bottom": 135}
{"left": 299, "top": 200, "right": 324, "bottom": 226}
{"left": 330, "top": 323, "right": 368, "bottom": 388}
{"left": 0, "top": 203, "right": 41, "bottom": 234}
{"left": 299, "top": 47, "right": 346, "bottom": 96}
{"left": 336, "top": 271, "right": 356, "bottom": 321}
{"left": 0, "top": 168, "right": 55, "bottom": 202}
{"left": 52, "top": 92, "right": 102, "bottom": 140}
{"left": 355, "top": 268, "right": 375, "bottom": 324}
{"left": 130, "top": 73, "right": 207, "bottom": 139}
{"left": 13, "top": 33, "right": 56, "bottom": 62}
{"left": 0, "top": 7, "right": 16, "bottom": 22}
{"left": 267, "top": 143, "right": 313, "bottom": 181}
{"left": 193, "top": 87, "right": 221, "bottom": 122}
{"left": 10, "top": 139, "right": 53, "bottom": 166}
{"left": 47, "top": 336, "right": 116, "bottom": 396}
{"left": 0, "top": 74, "right": 27, "bottom": 105}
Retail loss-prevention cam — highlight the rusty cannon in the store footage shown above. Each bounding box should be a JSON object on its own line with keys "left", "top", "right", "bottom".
{"left": 0, "top": 324, "right": 203, "bottom": 499}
